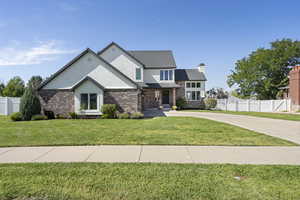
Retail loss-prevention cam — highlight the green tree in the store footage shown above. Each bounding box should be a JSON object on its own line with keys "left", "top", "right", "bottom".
{"left": 0, "top": 82, "right": 5, "bottom": 96}
{"left": 228, "top": 39, "right": 300, "bottom": 99}
{"left": 27, "top": 76, "right": 43, "bottom": 91}
{"left": 2, "top": 76, "right": 25, "bottom": 97}
{"left": 20, "top": 87, "right": 41, "bottom": 120}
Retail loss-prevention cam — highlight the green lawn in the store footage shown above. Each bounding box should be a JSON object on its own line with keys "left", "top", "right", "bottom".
{"left": 0, "top": 116, "right": 295, "bottom": 146}
{"left": 184, "top": 110, "right": 300, "bottom": 121}
{"left": 0, "top": 163, "right": 299, "bottom": 200}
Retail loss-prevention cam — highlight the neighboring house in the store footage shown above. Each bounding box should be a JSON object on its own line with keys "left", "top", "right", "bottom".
{"left": 38, "top": 42, "right": 207, "bottom": 116}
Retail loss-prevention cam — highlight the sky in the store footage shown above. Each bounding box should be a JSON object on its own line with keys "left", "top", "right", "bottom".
{"left": 1, "top": 0, "right": 300, "bottom": 90}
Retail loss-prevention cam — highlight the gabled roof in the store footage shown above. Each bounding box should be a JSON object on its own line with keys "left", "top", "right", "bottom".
{"left": 71, "top": 76, "right": 105, "bottom": 91}
{"left": 128, "top": 50, "right": 177, "bottom": 69}
{"left": 97, "top": 42, "right": 145, "bottom": 67}
{"left": 175, "top": 69, "right": 207, "bottom": 81}
{"left": 39, "top": 48, "right": 139, "bottom": 90}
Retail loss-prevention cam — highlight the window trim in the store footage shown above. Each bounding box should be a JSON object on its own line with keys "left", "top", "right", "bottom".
{"left": 80, "top": 93, "right": 98, "bottom": 111}
{"left": 160, "top": 69, "right": 173, "bottom": 81}
{"left": 135, "top": 68, "right": 142, "bottom": 81}
{"left": 185, "top": 81, "right": 204, "bottom": 101}
{"left": 186, "top": 81, "right": 201, "bottom": 88}
{"left": 185, "top": 91, "right": 201, "bottom": 101}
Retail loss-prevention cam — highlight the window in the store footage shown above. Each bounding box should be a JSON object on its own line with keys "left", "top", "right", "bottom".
{"left": 160, "top": 70, "right": 164, "bottom": 80}
{"left": 169, "top": 70, "right": 173, "bottom": 80}
{"left": 89, "top": 94, "right": 97, "bottom": 110}
{"left": 185, "top": 91, "right": 201, "bottom": 101}
{"left": 185, "top": 81, "right": 204, "bottom": 101}
{"left": 80, "top": 93, "right": 98, "bottom": 110}
{"left": 196, "top": 91, "right": 200, "bottom": 100}
{"left": 160, "top": 70, "right": 173, "bottom": 80}
{"left": 80, "top": 94, "right": 88, "bottom": 110}
{"left": 136, "top": 68, "right": 141, "bottom": 80}
{"left": 186, "top": 81, "right": 201, "bottom": 88}
{"left": 186, "top": 91, "right": 192, "bottom": 100}
{"left": 165, "top": 70, "right": 169, "bottom": 80}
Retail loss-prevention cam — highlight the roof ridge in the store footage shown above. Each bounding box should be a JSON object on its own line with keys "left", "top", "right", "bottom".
{"left": 128, "top": 50, "right": 172, "bottom": 52}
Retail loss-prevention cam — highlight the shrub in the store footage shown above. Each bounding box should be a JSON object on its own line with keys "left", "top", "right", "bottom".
{"left": 55, "top": 114, "right": 66, "bottom": 119}
{"left": 199, "top": 98, "right": 206, "bottom": 110}
{"left": 101, "top": 104, "right": 117, "bottom": 118}
{"left": 130, "top": 112, "right": 144, "bottom": 119}
{"left": 10, "top": 112, "right": 23, "bottom": 121}
{"left": 172, "top": 106, "right": 177, "bottom": 110}
{"left": 204, "top": 98, "right": 217, "bottom": 110}
{"left": 20, "top": 87, "right": 41, "bottom": 120}
{"left": 44, "top": 110, "right": 55, "bottom": 119}
{"left": 118, "top": 113, "right": 130, "bottom": 119}
{"left": 31, "top": 114, "right": 48, "bottom": 121}
{"left": 101, "top": 114, "right": 111, "bottom": 119}
{"left": 176, "top": 97, "right": 187, "bottom": 110}
{"left": 69, "top": 112, "right": 78, "bottom": 119}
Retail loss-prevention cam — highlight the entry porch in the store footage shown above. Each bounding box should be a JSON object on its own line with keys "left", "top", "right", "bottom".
{"left": 142, "top": 87, "right": 178, "bottom": 110}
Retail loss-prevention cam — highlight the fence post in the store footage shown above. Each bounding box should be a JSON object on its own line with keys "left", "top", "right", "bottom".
{"left": 271, "top": 100, "right": 274, "bottom": 112}
{"left": 235, "top": 101, "right": 238, "bottom": 111}
{"left": 4, "top": 97, "right": 9, "bottom": 115}
{"left": 225, "top": 99, "right": 228, "bottom": 111}
{"left": 247, "top": 100, "right": 250, "bottom": 112}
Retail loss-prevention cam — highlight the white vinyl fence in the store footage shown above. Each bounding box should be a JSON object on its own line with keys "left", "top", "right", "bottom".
{"left": 216, "top": 99, "right": 291, "bottom": 112}
{"left": 0, "top": 97, "right": 21, "bottom": 115}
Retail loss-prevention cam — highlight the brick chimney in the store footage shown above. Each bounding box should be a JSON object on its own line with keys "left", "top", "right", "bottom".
{"left": 289, "top": 66, "right": 300, "bottom": 111}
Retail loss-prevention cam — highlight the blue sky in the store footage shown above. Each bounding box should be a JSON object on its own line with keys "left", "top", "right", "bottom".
{"left": 1, "top": 0, "right": 300, "bottom": 90}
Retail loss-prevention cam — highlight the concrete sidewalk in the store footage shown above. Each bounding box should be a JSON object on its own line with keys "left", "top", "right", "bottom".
{"left": 166, "top": 111, "right": 300, "bottom": 144}
{"left": 1, "top": 145, "right": 300, "bottom": 165}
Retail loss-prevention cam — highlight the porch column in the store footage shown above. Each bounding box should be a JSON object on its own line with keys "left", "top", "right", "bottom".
{"left": 173, "top": 88, "right": 176, "bottom": 107}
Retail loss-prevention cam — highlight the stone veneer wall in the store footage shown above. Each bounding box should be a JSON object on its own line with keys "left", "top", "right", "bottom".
{"left": 176, "top": 81, "right": 205, "bottom": 109}
{"left": 104, "top": 89, "right": 141, "bottom": 113}
{"left": 38, "top": 89, "right": 74, "bottom": 116}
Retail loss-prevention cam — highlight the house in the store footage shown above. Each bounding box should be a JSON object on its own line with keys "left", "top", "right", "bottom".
{"left": 38, "top": 42, "right": 207, "bottom": 116}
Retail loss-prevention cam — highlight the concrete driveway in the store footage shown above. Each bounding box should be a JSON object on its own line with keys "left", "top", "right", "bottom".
{"left": 166, "top": 111, "right": 300, "bottom": 144}
{"left": 1, "top": 145, "right": 300, "bottom": 165}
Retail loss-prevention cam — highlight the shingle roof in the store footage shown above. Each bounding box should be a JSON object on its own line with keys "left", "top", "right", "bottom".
{"left": 175, "top": 69, "right": 207, "bottom": 81}
{"left": 128, "top": 50, "right": 177, "bottom": 69}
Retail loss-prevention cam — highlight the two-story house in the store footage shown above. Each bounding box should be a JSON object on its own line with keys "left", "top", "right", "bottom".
{"left": 38, "top": 42, "right": 207, "bottom": 116}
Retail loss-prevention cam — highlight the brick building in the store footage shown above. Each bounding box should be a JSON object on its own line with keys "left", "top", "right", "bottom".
{"left": 289, "top": 66, "right": 300, "bottom": 111}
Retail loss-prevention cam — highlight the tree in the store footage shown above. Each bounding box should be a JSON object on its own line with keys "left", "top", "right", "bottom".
{"left": 27, "top": 76, "right": 43, "bottom": 91}
{"left": 20, "top": 87, "right": 41, "bottom": 120}
{"left": 206, "top": 88, "right": 228, "bottom": 99}
{"left": 0, "top": 82, "right": 5, "bottom": 96}
{"left": 2, "top": 76, "right": 25, "bottom": 97}
{"left": 228, "top": 39, "right": 300, "bottom": 99}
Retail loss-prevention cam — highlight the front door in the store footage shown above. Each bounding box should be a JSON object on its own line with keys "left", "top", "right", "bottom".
{"left": 162, "top": 90, "right": 169, "bottom": 104}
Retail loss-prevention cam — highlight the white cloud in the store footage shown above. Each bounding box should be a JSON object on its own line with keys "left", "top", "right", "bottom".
{"left": 0, "top": 40, "right": 77, "bottom": 66}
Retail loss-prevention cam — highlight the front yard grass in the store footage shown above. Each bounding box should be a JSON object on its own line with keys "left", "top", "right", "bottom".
{"left": 0, "top": 116, "right": 295, "bottom": 146}
{"left": 184, "top": 110, "right": 300, "bottom": 121}
{"left": 0, "top": 163, "right": 299, "bottom": 200}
